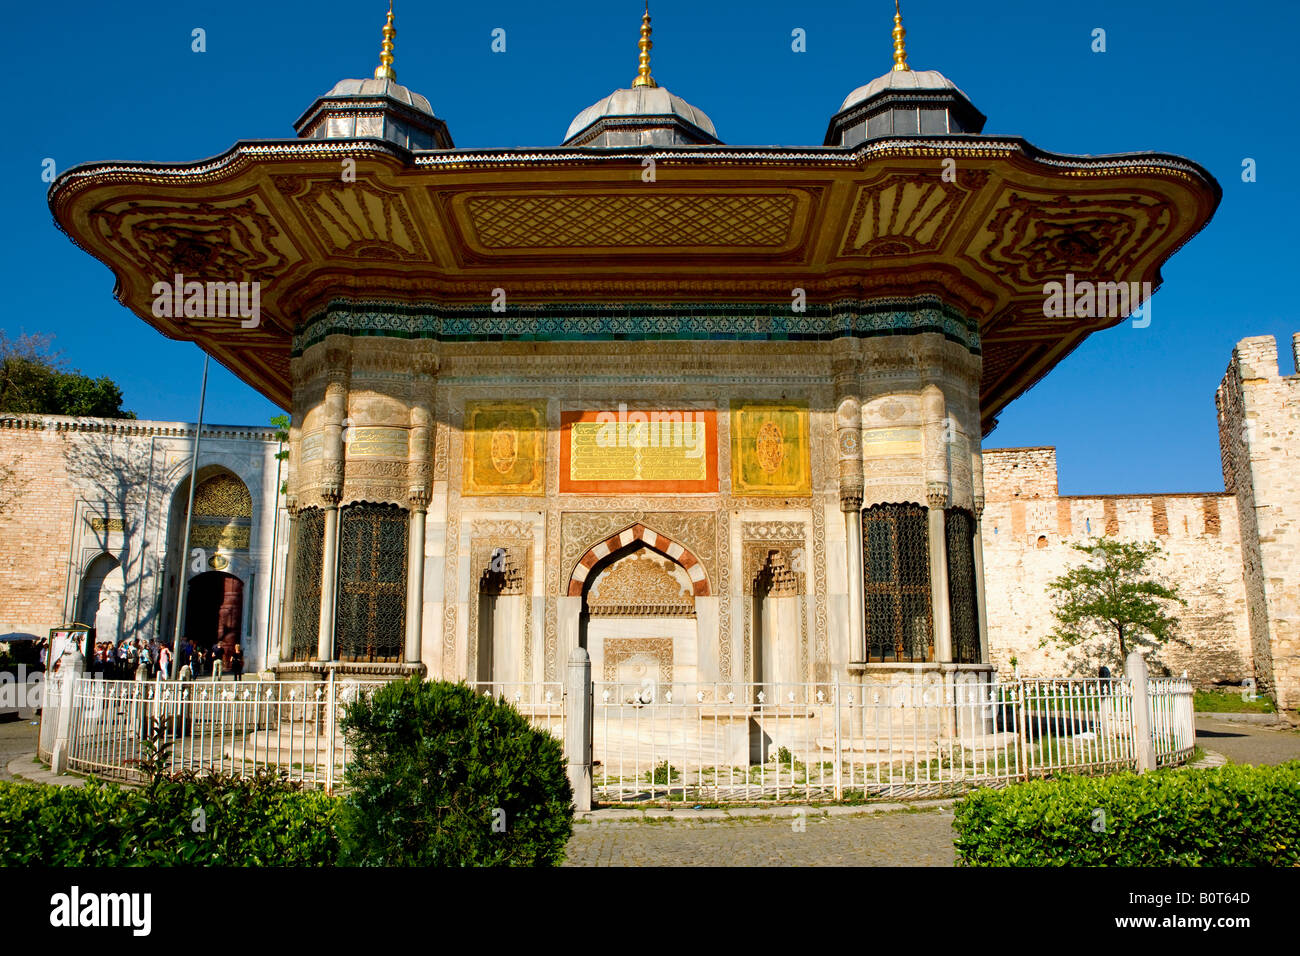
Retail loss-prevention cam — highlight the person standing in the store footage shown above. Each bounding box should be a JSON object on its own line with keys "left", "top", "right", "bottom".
{"left": 159, "top": 643, "right": 172, "bottom": 679}
{"left": 230, "top": 644, "right": 244, "bottom": 682}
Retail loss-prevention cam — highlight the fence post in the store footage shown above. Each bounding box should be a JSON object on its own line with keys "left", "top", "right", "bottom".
{"left": 565, "top": 648, "right": 593, "bottom": 812}
{"left": 49, "top": 649, "right": 86, "bottom": 774}
{"left": 326, "top": 668, "right": 336, "bottom": 794}
{"left": 833, "top": 679, "right": 842, "bottom": 801}
{"left": 1126, "top": 651, "right": 1157, "bottom": 773}
{"left": 1014, "top": 679, "right": 1029, "bottom": 782}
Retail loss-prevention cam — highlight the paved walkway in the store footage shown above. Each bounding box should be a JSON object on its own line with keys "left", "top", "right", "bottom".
{"left": 1194, "top": 715, "right": 1300, "bottom": 766}
{"left": 565, "top": 805, "right": 957, "bottom": 867}
{"left": 0, "top": 716, "right": 41, "bottom": 783}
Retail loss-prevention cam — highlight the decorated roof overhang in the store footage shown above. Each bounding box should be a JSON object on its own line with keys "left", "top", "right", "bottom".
{"left": 48, "top": 135, "right": 1218, "bottom": 432}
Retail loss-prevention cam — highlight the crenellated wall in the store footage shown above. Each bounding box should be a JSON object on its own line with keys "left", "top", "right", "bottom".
{"left": 1215, "top": 334, "right": 1300, "bottom": 709}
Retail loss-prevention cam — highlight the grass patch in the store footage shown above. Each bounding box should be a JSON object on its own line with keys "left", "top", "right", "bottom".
{"left": 1194, "top": 689, "right": 1275, "bottom": 714}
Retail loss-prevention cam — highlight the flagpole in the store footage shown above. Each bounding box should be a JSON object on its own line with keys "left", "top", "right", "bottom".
{"left": 170, "top": 353, "right": 209, "bottom": 677}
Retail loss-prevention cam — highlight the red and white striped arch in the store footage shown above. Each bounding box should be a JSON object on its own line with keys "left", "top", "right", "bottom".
{"left": 566, "top": 523, "right": 710, "bottom": 598}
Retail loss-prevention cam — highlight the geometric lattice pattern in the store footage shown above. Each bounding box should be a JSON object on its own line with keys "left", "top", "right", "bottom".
{"left": 336, "top": 503, "right": 408, "bottom": 662}
{"left": 289, "top": 508, "right": 325, "bottom": 662}
{"left": 863, "top": 503, "right": 933, "bottom": 663}
{"left": 945, "top": 508, "right": 981, "bottom": 664}
{"left": 467, "top": 194, "right": 796, "bottom": 249}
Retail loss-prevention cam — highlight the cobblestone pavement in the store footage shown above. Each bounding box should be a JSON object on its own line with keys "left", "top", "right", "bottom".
{"left": 1196, "top": 716, "right": 1300, "bottom": 766}
{"left": 565, "top": 807, "right": 957, "bottom": 867}
{"left": 0, "top": 717, "right": 39, "bottom": 782}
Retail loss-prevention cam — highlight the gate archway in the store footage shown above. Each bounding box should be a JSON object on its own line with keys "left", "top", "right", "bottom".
{"left": 184, "top": 571, "right": 244, "bottom": 658}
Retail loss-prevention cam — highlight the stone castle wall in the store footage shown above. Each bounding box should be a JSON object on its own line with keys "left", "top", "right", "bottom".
{"left": 0, "top": 417, "right": 283, "bottom": 672}
{"left": 0, "top": 423, "right": 81, "bottom": 635}
{"left": 980, "top": 446, "right": 1253, "bottom": 684}
{"left": 1215, "top": 335, "right": 1300, "bottom": 708}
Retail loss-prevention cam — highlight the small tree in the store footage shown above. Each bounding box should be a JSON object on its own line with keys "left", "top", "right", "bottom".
{"left": 338, "top": 678, "right": 573, "bottom": 866}
{"left": 1042, "top": 537, "right": 1188, "bottom": 671}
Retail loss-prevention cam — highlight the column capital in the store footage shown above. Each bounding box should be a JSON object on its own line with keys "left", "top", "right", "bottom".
{"left": 926, "top": 481, "right": 950, "bottom": 510}
{"left": 839, "top": 490, "right": 863, "bottom": 512}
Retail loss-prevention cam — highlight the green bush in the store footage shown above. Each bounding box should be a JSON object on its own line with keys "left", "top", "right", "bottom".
{"left": 0, "top": 772, "right": 338, "bottom": 867}
{"left": 338, "top": 677, "right": 573, "bottom": 866}
{"left": 954, "top": 761, "right": 1300, "bottom": 866}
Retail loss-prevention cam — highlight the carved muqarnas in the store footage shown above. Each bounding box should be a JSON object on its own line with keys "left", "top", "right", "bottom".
{"left": 587, "top": 552, "right": 695, "bottom": 617}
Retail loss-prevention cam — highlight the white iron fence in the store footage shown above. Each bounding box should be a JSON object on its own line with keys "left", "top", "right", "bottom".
{"left": 42, "top": 670, "right": 1194, "bottom": 801}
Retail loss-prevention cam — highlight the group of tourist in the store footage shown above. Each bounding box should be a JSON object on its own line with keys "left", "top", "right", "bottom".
{"left": 84, "top": 637, "right": 245, "bottom": 681}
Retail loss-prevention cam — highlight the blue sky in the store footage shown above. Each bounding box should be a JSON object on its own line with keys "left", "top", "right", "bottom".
{"left": 2, "top": 0, "right": 1294, "bottom": 494}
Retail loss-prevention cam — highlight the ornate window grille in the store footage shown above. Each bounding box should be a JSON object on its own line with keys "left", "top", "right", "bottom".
{"left": 336, "top": 503, "right": 408, "bottom": 662}
{"left": 289, "top": 508, "right": 324, "bottom": 661}
{"left": 945, "top": 508, "right": 982, "bottom": 664}
{"left": 862, "top": 503, "right": 933, "bottom": 662}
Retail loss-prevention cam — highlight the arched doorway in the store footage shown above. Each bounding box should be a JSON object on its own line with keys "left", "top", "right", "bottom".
{"left": 78, "top": 553, "right": 124, "bottom": 645}
{"left": 184, "top": 571, "right": 244, "bottom": 660}
{"left": 162, "top": 468, "right": 254, "bottom": 649}
{"left": 580, "top": 544, "right": 698, "bottom": 701}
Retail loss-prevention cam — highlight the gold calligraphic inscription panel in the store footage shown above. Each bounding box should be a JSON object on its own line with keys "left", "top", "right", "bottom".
{"left": 188, "top": 524, "right": 251, "bottom": 550}
{"left": 463, "top": 401, "right": 546, "bottom": 496}
{"left": 731, "top": 401, "right": 811, "bottom": 496}
{"left": 862, "top": 426, "right": 922, "bottom": 457}
{"left": 560, "top": 411, "right": 719, "bottom": 494}
{"left": 346, "top": 426, "right": 408, "bottom": 459}
{"left": 568, "top": 422, "right": 707, "bottom": 483}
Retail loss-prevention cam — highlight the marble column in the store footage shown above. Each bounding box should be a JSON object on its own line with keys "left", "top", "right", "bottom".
{"left": 834, "top": 362, "right": 866, "bottom": 665}
{"left": 317, "top": 492, "right": 340, "bottom": 662}
{"left": 405, "top": 499, "right": 427, "bottom": 664}
{"left": 972, "top": 496, "right": 991, "bottom": 665}
{"left": 842, "top": 499, "right": 865, "bottom": 663}
{"left": 277, "top": 497, "right": 299, "bottom": 663}
{"left": 316, "top": 344, "right": 350, "bottom": 662}
{"left": 921, "top": 382, "right": 952, "bottom": 664}
{"left": 927, "top": 483, "right": 952, "bottom": 664}
{"left": 405, "top": 349, "right": 436, "bottom": 666}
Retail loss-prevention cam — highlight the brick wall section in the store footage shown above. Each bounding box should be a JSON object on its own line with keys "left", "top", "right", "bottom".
{"left": 981, "top": 446, "right": 1252, "bottom": 686}
{"left": 1216, "top": 335, "right": 1300, "bottom": 709}
{"left": 0, "top": 425, "right": 78, "bottom": 635}
{"left": 982, "top": 447, "right": 1057, "bottom": 499}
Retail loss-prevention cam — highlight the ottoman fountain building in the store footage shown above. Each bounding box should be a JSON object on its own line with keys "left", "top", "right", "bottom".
{"left": 48, "top": 4, "right": 1218, "bottom": 696}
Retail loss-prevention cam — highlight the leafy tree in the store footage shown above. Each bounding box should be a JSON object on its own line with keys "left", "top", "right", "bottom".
{"left": 270, "top": 414, "right": 290, "bottom": 496}
{"left": 0, "top": 331, "right": 134, "bottom": 418}
{"left": 1041, "top": 536, "right": 1188, "bottom": 670}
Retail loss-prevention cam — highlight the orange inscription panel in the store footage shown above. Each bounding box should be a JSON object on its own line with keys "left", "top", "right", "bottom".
{"left": 560, "top": 408, "right": 718, "bottom": 495}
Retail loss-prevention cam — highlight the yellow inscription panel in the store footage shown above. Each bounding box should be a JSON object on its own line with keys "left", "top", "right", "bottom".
{"left": 730, "top": 401, "right": 811, "bottom": 496}
{"left": 862, "top": 426, "right": 922, "bottom": 457}
{"left": 463, "top": 401, "right": 547, "bottom": 496}
{"left": 346, "top": 426, "right": 408, "bottom": 458}
{"left": 568, "top": 421, "right": 707, "bottom": 483}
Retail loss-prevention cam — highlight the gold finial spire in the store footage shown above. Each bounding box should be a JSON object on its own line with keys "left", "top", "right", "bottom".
{"left": 374, "top": 1, "right": 397, "bottom": 81}
{"left": 632, "top": 3, "right": 657, "bottom": 89}
{"left": 892, "top": 0, "right": 910, "bottom": 72}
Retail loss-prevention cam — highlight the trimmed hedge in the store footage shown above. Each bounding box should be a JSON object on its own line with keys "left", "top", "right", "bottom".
{"left": 954, "top": 761, "right": 1300, "bottom": 866}
{"left": 338, "top": 677, "right": 573, "bottom": 866}
{"left": 0, "top": 771, "right": 339, "bottom": 867}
